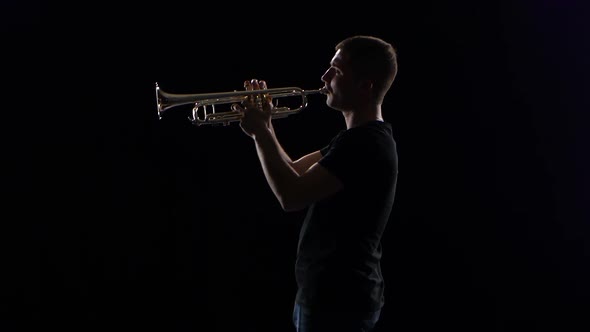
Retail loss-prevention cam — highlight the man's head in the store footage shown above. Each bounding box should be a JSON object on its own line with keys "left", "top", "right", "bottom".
{"left": 327, "top": 36, "right": 398, "bottom": 106}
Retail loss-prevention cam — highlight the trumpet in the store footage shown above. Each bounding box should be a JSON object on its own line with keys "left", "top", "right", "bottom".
{"left": 155, "top": 82, "right": 328, "bottom": 126}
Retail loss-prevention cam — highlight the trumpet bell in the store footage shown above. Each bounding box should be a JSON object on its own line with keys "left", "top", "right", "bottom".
{"left": 155, "top": 83, "right": 327, "bottom": 126}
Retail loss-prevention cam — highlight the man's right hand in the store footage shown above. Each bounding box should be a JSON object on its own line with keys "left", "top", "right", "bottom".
{"left": 232, "top": 79, "right": 274, "bottom": 139}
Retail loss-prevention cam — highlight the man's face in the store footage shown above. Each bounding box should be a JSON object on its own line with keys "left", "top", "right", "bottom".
{"left": 321, "top": 49, "right": 358, "bottom": 112}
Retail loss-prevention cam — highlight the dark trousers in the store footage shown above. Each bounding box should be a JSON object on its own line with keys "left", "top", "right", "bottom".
{"left": 292, "top": 302, "right": 381, "bottom": 332}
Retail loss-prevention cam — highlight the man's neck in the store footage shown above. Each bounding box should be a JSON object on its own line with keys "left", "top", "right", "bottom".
{"left": 343, "top": 105, "right": 383, "bottom": 129}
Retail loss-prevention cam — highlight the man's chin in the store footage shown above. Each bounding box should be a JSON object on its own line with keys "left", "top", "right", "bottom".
{"left": 325, "top": 97, "right": 335, "bottom": 108}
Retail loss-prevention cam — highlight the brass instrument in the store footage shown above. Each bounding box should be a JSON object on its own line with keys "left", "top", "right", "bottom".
{"left": 155, "top": 82, "right": 328, "bottom": 126}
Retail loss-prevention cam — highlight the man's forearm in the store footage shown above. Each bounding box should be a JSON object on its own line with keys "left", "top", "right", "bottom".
{"left": 269, "top": 123, "right": 294, "bottom": 165}
{"left": 252, "top": 127, "right": 299, "bottom": 210}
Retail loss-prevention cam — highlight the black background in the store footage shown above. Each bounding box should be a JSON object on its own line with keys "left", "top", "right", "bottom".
{"left": 2, "top": 1, "right": 589, "bottom": 331}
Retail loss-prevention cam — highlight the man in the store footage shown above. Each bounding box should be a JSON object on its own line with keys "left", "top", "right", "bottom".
{"left": 233, "top": 35, "right": 399, "bottom": 332}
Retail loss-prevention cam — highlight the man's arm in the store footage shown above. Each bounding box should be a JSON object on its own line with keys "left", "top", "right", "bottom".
{"left": 269, "top": 123, "right": 322, "bottom": 175}
{"left": 253, "top": 127, "right": 343, "bottom": 212}
{"left": 290, "top": 150, "right": 323, "bottom": 175}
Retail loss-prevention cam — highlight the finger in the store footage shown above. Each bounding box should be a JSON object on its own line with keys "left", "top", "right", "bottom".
{"left": 250, "top": 79, "right": 260, "bottom": 90}
{"left": 248, "top": 79, "right": 264, "bottom": 109}
{"left": 231, "top": 103, "right": 245, "bottom": 113}
{"left": 243, "top": 80, "right": 255, "bottom": 105}
{"left": 257, "top": 80, "right": 272, "bottom": 110}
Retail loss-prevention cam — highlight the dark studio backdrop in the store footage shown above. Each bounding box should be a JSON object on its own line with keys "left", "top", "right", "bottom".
{"left": 2, "top": 1, "right": 589, "bottom": 331}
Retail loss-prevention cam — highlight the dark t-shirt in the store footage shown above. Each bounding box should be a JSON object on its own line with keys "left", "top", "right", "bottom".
{"left": 294, "top": 120, "right": 398, "bottom": 313}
